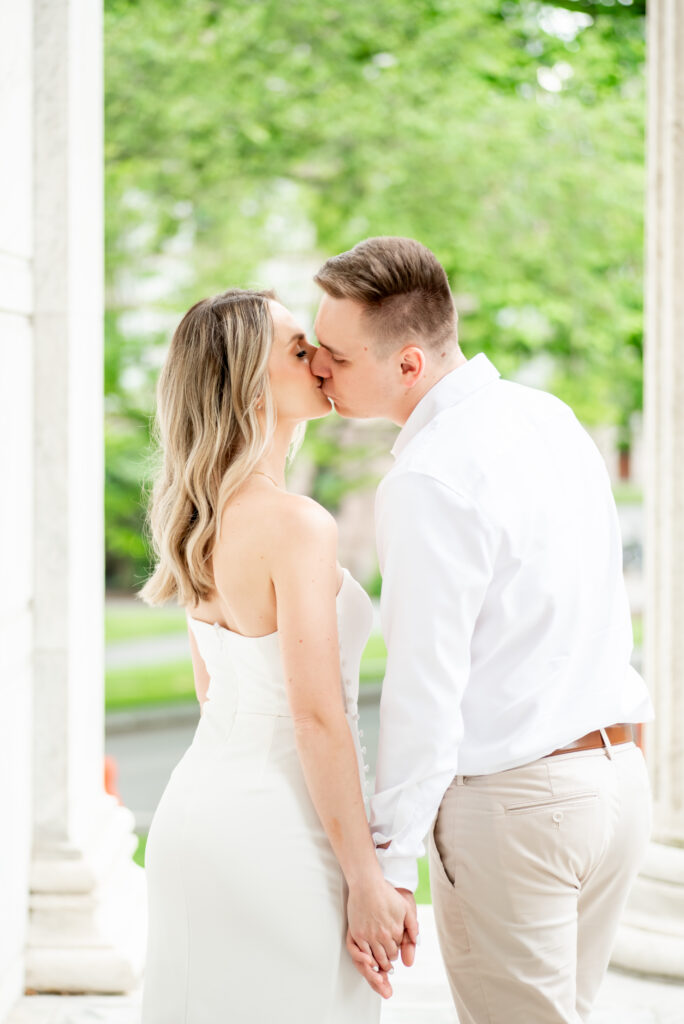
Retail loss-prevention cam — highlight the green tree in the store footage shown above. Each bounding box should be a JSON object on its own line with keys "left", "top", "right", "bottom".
{"left": 105, "top": 0, "right": 646, "bottom": 587}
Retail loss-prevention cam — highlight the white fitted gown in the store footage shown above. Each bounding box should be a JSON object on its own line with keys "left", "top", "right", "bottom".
{"left": 140, "top": 568, "right": 381, "bottom": 1024}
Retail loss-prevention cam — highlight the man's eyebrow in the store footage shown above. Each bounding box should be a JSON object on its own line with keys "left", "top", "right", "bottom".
{"left": 314, "top": 333, "right": 345, "bottom": 358}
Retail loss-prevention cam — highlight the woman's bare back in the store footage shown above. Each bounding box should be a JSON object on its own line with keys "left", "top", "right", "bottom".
{"left": 187, "top": 478, "right": 343, "bottom": 638}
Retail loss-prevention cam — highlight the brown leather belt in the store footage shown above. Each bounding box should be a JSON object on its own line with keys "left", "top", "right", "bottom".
{"left": 547, "top": 723, "right": 634, "bottom": 757}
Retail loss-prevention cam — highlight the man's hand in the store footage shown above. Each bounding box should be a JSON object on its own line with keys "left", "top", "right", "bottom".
{"left": 396, "top": 888, "right": 419, "bottom": 966}
{"left": 373, "top": 841, "right": 419, "bottom": 964}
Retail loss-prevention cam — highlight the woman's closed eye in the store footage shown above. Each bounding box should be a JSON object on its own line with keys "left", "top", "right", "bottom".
{"left": 296, "top": 349, "right": 308, "bottom": 359}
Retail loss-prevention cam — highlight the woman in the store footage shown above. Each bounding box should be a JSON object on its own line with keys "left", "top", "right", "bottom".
{"left": 138, "top": 288, "right": 416, "bottom": 1023}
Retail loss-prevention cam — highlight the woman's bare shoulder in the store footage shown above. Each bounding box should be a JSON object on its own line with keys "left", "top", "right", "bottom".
{"left": 267, "top": 491, "right": 338, "bottom": 551}
{"left": 218, "top": 486, "right": 336, "bottom": 557}
{"left": 267, "top": 492, "right": 340, "bottom": 595}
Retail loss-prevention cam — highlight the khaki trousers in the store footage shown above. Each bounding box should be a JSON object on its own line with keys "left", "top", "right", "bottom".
{"left": 429, "top": 741, "right": 652, "bottom": 1024}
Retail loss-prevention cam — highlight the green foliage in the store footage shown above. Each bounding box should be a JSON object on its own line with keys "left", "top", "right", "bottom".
{"left": 105, "top": 602, "right": 188, "bottom": 643}
{"left": 104, "top": 0, "right": 646, "bottom": 587}
{"left": 133, "top": 831, "right": 147, "bottom": 868}
{"left": 106, "top": 658, "right": 196, "bottom": 709}
{"left": 415, "top": 855, "right": 432, "bottom": 905}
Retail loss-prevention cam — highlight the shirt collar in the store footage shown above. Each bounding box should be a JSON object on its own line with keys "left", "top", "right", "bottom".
{"left": 391, "top": 352, "right": 501, "bottom": 459}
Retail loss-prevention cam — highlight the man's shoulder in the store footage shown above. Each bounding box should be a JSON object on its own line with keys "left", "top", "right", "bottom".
{"left": 377, "top": 377, "right": 583, "bottom": 503}
{"left": 466, "top": 374, "right": 578, "bottom": 424}
{"left": 376, "top": 456, "right": 473, "bottom": 513}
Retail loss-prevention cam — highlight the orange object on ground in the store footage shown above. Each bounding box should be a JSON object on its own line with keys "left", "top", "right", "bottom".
{"left": 104, "top": 754, "right": 123, "bottom": 804}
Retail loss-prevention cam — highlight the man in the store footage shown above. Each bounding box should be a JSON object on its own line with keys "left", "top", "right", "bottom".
{"left": 310, "top": 236, "right": 654, "bottom": 1023}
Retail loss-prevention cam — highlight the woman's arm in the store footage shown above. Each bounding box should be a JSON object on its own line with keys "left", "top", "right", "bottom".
{"left": 270, "top": 496, "right": 416, "bottom": 995}
{"left": 187, "top": 619, "right": 211, "bottom": 709}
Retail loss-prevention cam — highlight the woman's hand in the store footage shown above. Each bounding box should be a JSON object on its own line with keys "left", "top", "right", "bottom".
{"left": 346, "top": 876, "right": 418, "bottom": 986}
{"left": 345, "top": 927, "right": 394, "bottom": 999}
{"left": 345, "top": 884, "right": 419, "bottom": 998}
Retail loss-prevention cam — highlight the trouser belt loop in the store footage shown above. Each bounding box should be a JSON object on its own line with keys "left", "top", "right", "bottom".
{"left": 599, "top": 726, "right": 614, "bottom": 760}
{"left": 454, "top": 774, "right": 466, "bottom": 786}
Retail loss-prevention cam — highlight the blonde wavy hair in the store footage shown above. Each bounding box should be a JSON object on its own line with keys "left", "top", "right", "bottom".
{"left": 138, "top": 287, "right": 303, "bottom": 609}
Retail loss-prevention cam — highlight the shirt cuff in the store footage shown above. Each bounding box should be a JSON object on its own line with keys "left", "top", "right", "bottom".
{"left": 374, "top": 847, "right": 419, "bottom": 893}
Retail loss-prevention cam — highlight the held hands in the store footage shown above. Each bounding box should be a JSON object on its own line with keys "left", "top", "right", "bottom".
{"left": 346, "top": 883, "right": 419, "bottom": 999}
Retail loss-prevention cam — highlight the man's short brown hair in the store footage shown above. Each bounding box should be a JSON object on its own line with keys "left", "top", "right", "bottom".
{"left": 313, "top": 236, "right": 458, "bottom": 354}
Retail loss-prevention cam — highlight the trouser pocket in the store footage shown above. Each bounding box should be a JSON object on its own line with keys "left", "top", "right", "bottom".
{"left": 504, "top": 792, "right": 599, "bottom": 815}
{"left": 428, "top": 813, "right": 471, "bottom": 954}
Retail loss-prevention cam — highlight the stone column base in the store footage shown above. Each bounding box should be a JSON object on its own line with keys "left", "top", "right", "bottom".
{"left": 611, "top": 841, "right": 684, "bottom": 980}
{"left": 25, "top": 798, "right": 147, "bottom": 994}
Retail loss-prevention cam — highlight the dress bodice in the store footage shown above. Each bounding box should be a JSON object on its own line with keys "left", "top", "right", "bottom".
{"left": 187, "top": 567, "right": 375, "bottom": 799}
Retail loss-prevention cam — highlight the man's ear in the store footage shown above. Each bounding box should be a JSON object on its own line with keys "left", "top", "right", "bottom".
{"left": 399, "top": 345, "right": 426, "bottom": 389}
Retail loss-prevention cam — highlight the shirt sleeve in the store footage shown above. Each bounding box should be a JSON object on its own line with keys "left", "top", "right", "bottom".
{"left": 369, "top": 469, "right": 496, "bottom": 891}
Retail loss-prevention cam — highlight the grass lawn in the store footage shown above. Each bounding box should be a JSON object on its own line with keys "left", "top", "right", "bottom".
{"left": 107, "top": 658, "right": 196, "bottom": 710}
{"left": 106, "top": 603, "right": 187, "bottom": 644}
{"left": 134, "top": 831, "right": 147, "bottom": 867}
{"left": 414, "top": 855, "right": 432, "bottom": 904}
{"left": 612, "top": 483, "right": 643, "bottom": 505}
{"left": 133, "top": 831, "right": 432, "bottom": 903}
{"left": 632, "top": 615, "right": 643, "bottom": 647}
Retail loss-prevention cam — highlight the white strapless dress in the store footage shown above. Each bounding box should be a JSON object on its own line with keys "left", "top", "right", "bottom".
{"left": 140, "top": 567, "right": 381, "bottom": 1024}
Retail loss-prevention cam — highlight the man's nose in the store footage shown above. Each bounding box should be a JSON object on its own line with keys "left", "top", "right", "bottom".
{"left": 311, "top": 348, "right": 331, "bottom": 378}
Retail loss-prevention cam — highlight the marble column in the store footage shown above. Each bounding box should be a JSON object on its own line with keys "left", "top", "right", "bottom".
{"left": 25, "top": 0, "right": 146, "bottom": 992}
{"left": 0, "top": 1, "right": 35, "bottom": 1017}
{"left": 612, "top": 0, "right": 684, "bottom": 979}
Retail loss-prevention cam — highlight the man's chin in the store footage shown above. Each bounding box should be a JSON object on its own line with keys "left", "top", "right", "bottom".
{"left": 323, "top": 391, "right": 364, "bottom": 419}
{"left": 330, "top": 400, "right": 369, "bottom": 419}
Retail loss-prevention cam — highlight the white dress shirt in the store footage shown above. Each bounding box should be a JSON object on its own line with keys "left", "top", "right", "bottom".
{"left": 369, "top": 353, "right": 654, "bottom": 892}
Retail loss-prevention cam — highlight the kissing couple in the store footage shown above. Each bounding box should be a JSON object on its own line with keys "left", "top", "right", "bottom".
{"left": 139, "top": 236, "right": 653, "bottom": 1024}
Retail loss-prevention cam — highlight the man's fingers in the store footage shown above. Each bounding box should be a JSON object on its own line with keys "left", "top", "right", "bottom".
{"left": 397, "top": 887, "right": 420, "bottom": 944}
{"left": 400, "top": 932, "right": 416, "bottom": 968}
{"left": 405, "top": 911, "right": 419, "bottom": 944}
